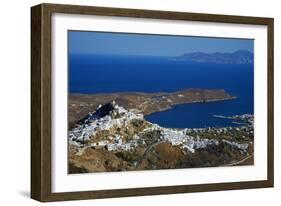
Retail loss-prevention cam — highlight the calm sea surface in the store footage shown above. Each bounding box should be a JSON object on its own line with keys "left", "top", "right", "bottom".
{"left": 69, "top": 54, "right": 254, "bottom": 128}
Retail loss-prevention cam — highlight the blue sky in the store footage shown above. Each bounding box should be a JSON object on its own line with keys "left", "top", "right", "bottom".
{"left": 68, "top": 30, "right": 254, "bottom": 56}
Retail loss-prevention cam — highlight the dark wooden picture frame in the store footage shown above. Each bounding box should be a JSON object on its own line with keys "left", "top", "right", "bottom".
{"left": 31, "top": 3, "right": 274, "bottom": 202}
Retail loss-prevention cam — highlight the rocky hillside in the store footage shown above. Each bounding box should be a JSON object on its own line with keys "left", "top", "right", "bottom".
{"left": 69, "top": 102, "right": 254, "bottom": 173}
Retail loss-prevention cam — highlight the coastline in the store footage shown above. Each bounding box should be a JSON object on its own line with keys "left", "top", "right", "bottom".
{"left": 68, "top": 88, "right": 236, "bottom": 126}
{"left": 144, "top": 96, "right": 236, "bottom": 116}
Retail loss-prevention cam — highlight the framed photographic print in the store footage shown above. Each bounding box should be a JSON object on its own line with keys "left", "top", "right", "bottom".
{"left": 31, "top": 3, "right": 274, "bottom": 202}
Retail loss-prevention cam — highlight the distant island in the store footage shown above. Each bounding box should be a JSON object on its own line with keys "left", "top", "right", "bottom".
{"left": 69, "top": 88, "right": 235, "bottom": 128}
{"left": 170, "top": 50, "right": 253, "bottom": 64}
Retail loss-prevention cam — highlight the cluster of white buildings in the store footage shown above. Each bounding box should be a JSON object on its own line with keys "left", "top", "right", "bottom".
{"left": 159, "top": 128, "right": 220, "bottom": 153}
{"left": 91, "top": 134, "right": 143, "bottom": 152}
{"left": 69, "top": 103, "right": 143, "bottom": 144}
{"left": 222, "top": 139, "right": 249, "bottom": 150}
{"left": 69, "top": 102, "right": 250, "bottom": 154}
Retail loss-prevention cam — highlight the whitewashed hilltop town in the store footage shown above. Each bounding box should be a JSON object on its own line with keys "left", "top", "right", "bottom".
{"left": 68, "top": 100, "right": 254, "bottom": 173}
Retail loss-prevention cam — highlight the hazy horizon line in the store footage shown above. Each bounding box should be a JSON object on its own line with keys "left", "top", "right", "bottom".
{"left": 69, "top": 49, "right": 253, "bottom": 57}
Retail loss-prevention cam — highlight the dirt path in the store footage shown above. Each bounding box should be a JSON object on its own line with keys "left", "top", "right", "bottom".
{"left": 225, "top": 154, "right": 253, "bottom": 166}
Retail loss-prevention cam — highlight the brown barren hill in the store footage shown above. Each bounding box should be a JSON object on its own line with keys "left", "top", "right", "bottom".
{"left": 68, "top": 88, "right": 235, "bottom": 128}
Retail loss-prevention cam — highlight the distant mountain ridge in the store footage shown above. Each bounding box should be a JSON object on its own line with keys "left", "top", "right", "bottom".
{"left": 172, "top": 50, "right": 253, "bottom": 64}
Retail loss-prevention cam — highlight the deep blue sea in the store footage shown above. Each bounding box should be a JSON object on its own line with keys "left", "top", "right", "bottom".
{"left": 69, "top": 54, "right": 254, "bottom": 128}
